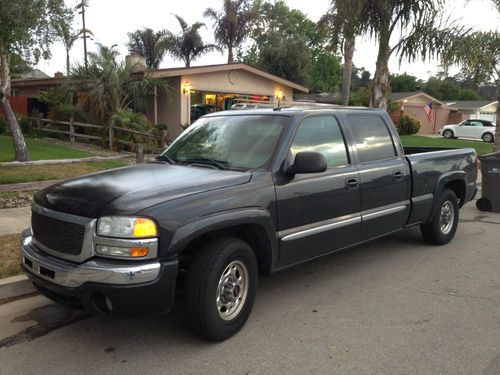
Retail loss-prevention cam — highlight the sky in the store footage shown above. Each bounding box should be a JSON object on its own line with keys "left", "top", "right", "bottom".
{"left": 36, "top": 0, "right": 500, "bottom": 81}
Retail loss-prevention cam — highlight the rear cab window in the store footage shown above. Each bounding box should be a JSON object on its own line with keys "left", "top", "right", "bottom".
{"left": 347, "top": 114, "right": 398, "bottom": 163}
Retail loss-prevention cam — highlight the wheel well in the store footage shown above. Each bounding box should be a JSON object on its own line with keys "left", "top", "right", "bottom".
{"left": 443, "top": 179, "right": 466, "bottom": 207}
{"left": 178, "top": 224, "right": 274, "bottom": 276}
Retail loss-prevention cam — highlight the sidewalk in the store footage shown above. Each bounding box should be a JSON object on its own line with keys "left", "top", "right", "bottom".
{"left": 0, "top": 207, "right": 31, "bottom": 236}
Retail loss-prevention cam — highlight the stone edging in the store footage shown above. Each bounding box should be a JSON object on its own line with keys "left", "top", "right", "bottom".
{"left": 0, "top": 155, "right": 129, "bottom": 167}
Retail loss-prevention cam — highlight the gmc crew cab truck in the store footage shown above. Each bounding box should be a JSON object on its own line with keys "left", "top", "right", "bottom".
{"left": 21, "top": 107, "right": 477, "bottom": 340}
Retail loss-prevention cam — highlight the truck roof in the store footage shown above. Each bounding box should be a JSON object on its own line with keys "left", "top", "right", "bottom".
{"left": 203, "top": 105, "right": 387, "bottom": 118}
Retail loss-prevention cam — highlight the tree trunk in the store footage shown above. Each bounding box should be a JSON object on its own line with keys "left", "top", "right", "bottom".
{"left": 341, "top": 36, "right": 355, "bottom": 106}
{"left": 370, "top": 28, "right": 391, "bottom": 111}
{"left": 0, "top": 53, "right": 30, "bottom": 161}
{"left": 228, "top": 46, "right": 234, "bottom": 64}
{"left": 66, "top": 48, "right": 70, "bottom": 76}
{"left": 495, "top": 84, "right": 500, "bottom": 152}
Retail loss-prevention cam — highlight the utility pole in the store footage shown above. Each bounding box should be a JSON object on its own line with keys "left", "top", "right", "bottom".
{"left": 77, "top": 0, "right": 89, "bottom": 69}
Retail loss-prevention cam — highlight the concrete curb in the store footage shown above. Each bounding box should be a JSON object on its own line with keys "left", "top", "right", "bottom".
{"left": 0, "top": 275, "right": 35, "bottom": 301}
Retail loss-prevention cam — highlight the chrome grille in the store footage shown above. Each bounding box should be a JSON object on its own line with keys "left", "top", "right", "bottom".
{"left": 31, "top": 210, "right": 85, "bottom": 255}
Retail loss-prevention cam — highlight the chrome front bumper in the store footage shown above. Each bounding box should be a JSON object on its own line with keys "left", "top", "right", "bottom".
{"left": 21, "top": 230, "right": 161, "bottom": 288}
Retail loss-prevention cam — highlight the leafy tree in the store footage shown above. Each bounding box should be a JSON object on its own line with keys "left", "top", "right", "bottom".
{"left": 204, "top": 0, "right": 259, "bottom": 63}
{"left": 458, "top": 89, "right": 482, "bottom": 101}
{"left": 127, "top": 28, "right": 168, "bottom": 69}
{"left": 0, "top": 0, "right": 72, "bottom": 161}
{"left": 240, "top": 1, "right": 338, "bottom": 88}
{"left": 390, "top": 73, "right": 422, "bottom": 92}
{"left": 308, "top": 52, "right": 342, "bottom": 93}
{"left": 441, "top": 29, "right": 500, "bottom": 150}
{"left": 163, "top": 15, "right": 219, "bottom": 67}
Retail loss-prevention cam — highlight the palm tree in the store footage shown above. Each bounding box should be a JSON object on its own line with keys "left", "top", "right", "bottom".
{"left": 326, "top": 0, "right": 466, "bottom": 110}
{"left": 59, "top": 27, "right": 93, "bottom": 76}
{"left": 204, "top": 0, "right": 259, "bottom": 64}
{"left": 321, "top": 0, "right": 363, "bottom": 105}
{"left": 67, "top": 44, "right": 165, "bottom": 125}
{"left": 162, "top": 15, "right": 219, "bottom": 67}
{"left": 127, "top": 28, "right": 168, "bottom": 69}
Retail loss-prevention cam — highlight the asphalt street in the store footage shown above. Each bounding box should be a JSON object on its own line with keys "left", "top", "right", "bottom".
{"left": 0, "top": 202, "right": 499, "bottom": 375}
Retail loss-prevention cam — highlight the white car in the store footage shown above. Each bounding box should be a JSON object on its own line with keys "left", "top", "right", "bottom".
{"left": 439, "top": 119, "right": 496, "bottom": 143}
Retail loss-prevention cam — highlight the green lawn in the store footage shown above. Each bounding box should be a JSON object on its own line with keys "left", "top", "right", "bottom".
{"left": 0, "top": 135, "right": 94, "bottom": 162}
{"left": 400, "top": 135, "right": 494, "bottom": 156}
{"left": 0, "top": 160, "right": 127, "bottom": 184}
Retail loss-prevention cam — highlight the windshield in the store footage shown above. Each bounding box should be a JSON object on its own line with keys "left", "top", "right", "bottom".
{"left": 161, "top": 115, "right": 289, "bottom": 170}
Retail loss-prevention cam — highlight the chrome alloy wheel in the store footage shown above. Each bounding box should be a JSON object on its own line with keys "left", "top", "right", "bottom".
{"left": 440, "top": 201, "right": 454, "bottom": 235}
{"left": 216, "top": 260, "right": 249, "bottom": 321}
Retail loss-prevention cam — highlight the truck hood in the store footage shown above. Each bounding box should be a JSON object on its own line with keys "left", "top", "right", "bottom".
{"left": 34, "top": 163, "right": 252, "bottom": 217}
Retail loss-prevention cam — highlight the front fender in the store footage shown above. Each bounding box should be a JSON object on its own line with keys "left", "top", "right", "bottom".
{"left": 167, "top": 208, "right": 279, "bottom": 273}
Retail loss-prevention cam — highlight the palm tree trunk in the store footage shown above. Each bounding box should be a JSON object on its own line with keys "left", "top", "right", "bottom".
{"left": 0, "top": 53, "right": 30, "bottom": 161}
{"left": 228, "top": 45, "right": 234, "bottom": 64}
{"left": 370, "top": 28, "right": 391, "bottom": 110}
{"left": 495, "top": 83, "right": 500, "bottom": 152}
{"left": 66, "top": 48, "right": 70, "bottom": 76}
{"left": 341, "top": 36, "right": 355, "bottom": 106}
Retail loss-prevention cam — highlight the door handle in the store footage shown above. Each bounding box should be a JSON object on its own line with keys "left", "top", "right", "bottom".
{"left": 345, "top": 178, "right": 359, "bottom": 190}
{"left": 393, "top": 171, "right": 404, "bottom": 181}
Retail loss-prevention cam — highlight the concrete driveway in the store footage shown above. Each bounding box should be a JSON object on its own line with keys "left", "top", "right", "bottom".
{"left": 0, "top": 202, "right": 499, "bottom": 375}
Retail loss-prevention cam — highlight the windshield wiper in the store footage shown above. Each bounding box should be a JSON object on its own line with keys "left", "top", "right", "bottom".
{"left": 183, "top": 157, "right": 230, "bottom": 170}
{"left": 155, "top": 154, "right": 177, "bottom": 164}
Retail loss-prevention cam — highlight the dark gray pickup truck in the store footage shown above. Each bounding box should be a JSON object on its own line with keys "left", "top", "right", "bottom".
{"left": 21, "top": 107, "right": 477, "bottom": 340}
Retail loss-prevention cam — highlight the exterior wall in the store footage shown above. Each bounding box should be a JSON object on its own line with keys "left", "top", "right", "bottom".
{"left": 13, "top": 86, "right": 43, "bottom": 98}
{"left": 151, "top": 70, "right": 297, "bottom": 140}
{"left": 181, "top": 70, "right": 293, "bottom": 102}
{"left": 0, "top": 96, "right": 28, "bottom": 116}
{"left": 401, "top": 104, "right": 451, "bottom": 134}
{"left": 448, "top": 111, "right": 468, "bottom": 124}
{"left": 155, "top": 77, "right": 183, "bottom": 140}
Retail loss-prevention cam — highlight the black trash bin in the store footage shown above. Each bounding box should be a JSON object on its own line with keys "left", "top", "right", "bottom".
{"left": 477, "top": 151, "right": 500, "bottom": 212}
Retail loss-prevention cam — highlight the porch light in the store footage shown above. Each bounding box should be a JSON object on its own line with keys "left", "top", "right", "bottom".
{"left": 275, "top": 89, "right": 283, "bottom": 101}
{"left": 182, "top": 81, "right": 191, "bottom": 95}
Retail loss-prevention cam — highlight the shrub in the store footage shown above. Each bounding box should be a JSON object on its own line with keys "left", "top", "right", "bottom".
{"left": 396, "top": 115, "right": 421, "bottom": 135}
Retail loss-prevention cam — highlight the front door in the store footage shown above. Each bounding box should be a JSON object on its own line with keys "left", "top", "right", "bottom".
{"left": 346, "top": 114, "right": 411, "bottom": 240}
{"left": 275, "top": 115, "right": 361, "bottom": 268}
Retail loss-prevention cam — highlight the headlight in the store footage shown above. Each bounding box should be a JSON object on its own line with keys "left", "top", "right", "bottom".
{"left": 97, "top": 216, "right": 158, "bottom": 238}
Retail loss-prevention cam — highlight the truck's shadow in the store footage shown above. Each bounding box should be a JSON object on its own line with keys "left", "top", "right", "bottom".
{"left": 3, "top": 226, "right": 430, "bottom": 350}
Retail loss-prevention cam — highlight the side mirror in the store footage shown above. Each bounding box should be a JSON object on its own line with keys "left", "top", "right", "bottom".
{"left": 286, "top": 151, "right": 327, "bottom": 176}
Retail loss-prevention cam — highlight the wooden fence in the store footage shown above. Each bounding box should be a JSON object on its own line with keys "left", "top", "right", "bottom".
{"left": 26, "top": 116, "right": 168, "bottom": 152}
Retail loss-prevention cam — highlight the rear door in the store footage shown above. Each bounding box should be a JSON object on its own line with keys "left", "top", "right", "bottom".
{"left": 345, "top": 113, "right": 411, "bottom": 240}
{"left": 275, "top": 115, "right": 361, "bottom": 268}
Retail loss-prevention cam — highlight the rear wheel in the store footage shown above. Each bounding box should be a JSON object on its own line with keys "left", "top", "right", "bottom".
{"left": 482, "top": 133, "right": 494, "bottom": 143}
{"left": 420, "top": 189, "right": 459, "bottom": 245}
{"left": 443, "top": 129, "right": 454, "bottom": 139}
{"left": 183, "top": 236, "right": 258, "bottom": 341}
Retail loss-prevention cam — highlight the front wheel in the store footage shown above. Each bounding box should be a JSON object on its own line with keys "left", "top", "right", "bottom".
{"left": 420, "top": 189, "right": 459, "bottom": 245}
{"left": 482, "top": 133, "right": 494, "bottom": 143}
{"left": 443, "top": 129, "right": 454, "bottom": 139}
{"left": 183, "top": 237, "right": 258, "bottom": 341}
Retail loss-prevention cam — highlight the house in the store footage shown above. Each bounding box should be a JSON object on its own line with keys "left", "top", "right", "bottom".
{"left": 445, "top": 100, "right": 498, "bottom": 123}
{"left": 389, "top": 91, "right": 458, "bottom": 134}
{"left": 9, "top": 62, "right": 309, "bottom": 139}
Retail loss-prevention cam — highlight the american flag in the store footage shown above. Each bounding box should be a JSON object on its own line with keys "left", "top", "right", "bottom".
{"left": 424, "top": 102, "right": 433, "bottom": 121}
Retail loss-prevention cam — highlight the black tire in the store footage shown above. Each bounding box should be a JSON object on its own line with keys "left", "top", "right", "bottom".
{"left": 183, "top": 236, "right": 258, "bottom": 341}
{"left": 443, "top": 129, "right": 454, "bottom": 139}
{"left": 420, "top": 189, "right": 459, "bottom": 245}
{"left": 482, "top": 132, "right": 494, "bottom": 143}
